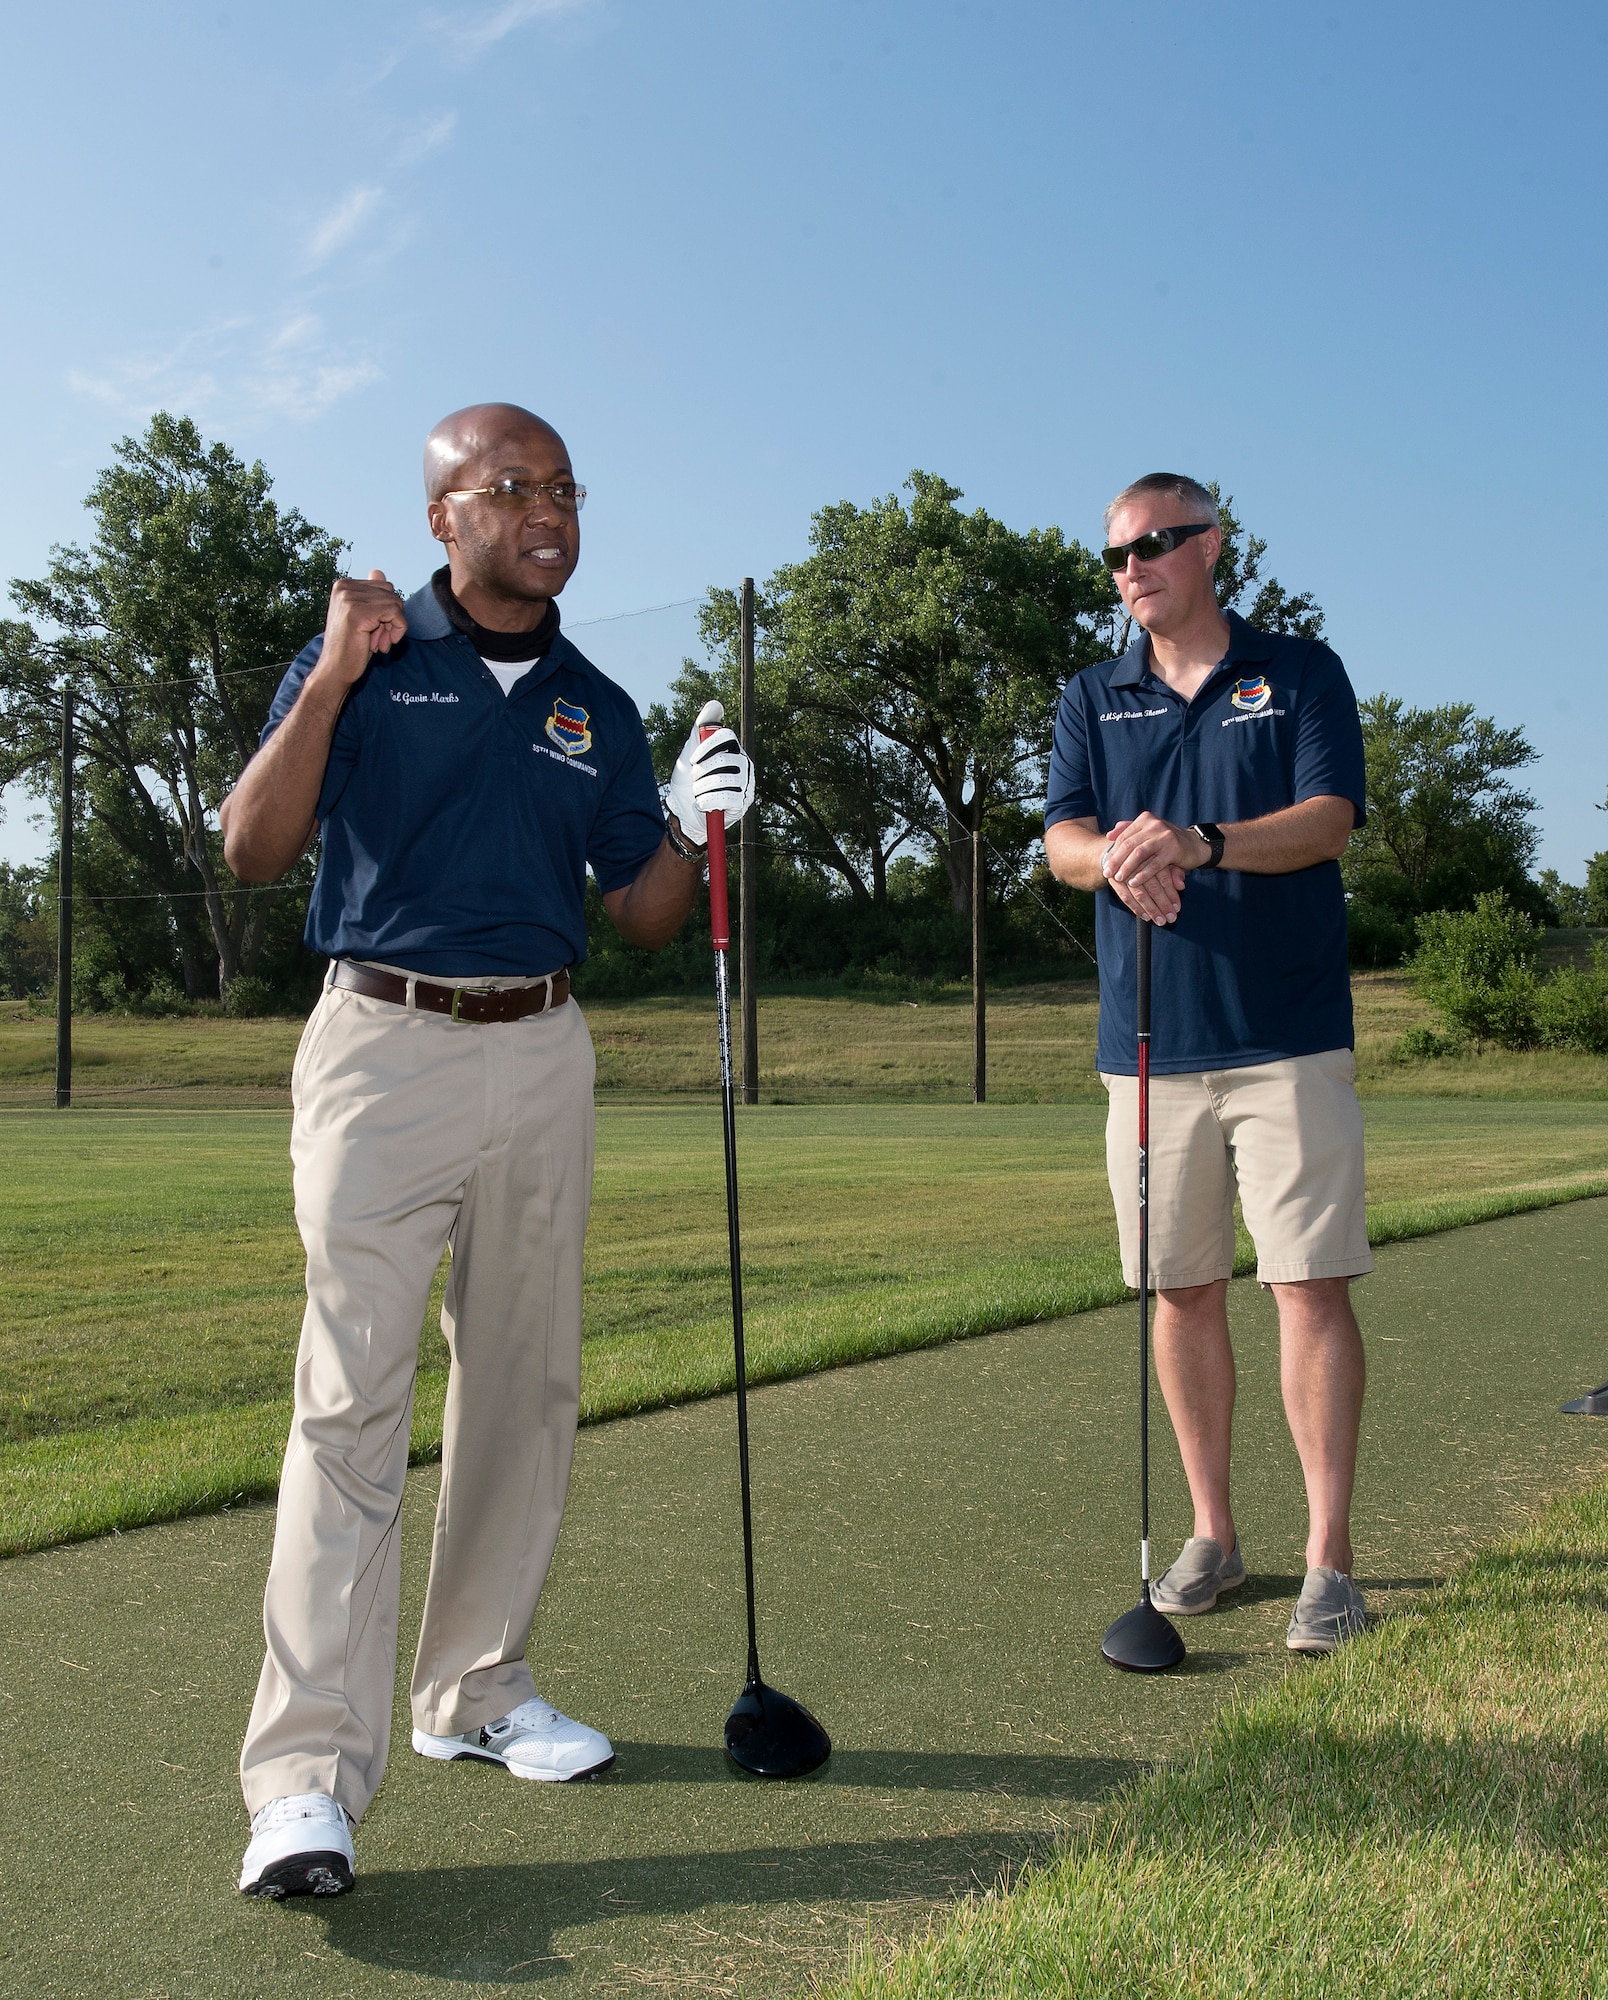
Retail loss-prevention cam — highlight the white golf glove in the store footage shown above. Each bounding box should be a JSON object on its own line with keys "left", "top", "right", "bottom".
{"left": 666, "top": 699, "right": 755, "bottom": 847}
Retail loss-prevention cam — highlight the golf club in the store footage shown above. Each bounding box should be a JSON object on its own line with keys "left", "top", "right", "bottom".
{"left": 701, "top": 732, "right": 831, "bottom": 1778}
{"left": 1102, "top": 912, "right": 1187, "bottom": 1674}
{"left": 1560, "top": 1381, "right": 1608, "bottom": 1416}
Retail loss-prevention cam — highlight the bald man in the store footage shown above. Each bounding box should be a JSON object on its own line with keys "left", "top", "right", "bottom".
{"left": 221, "top": 405, "right": 754, "bottom": 1898}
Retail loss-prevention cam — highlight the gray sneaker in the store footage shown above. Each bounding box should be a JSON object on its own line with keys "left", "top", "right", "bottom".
{"left": 1150, "top": 1536, "right": 1247, "bottom": 1615}
{"left": 1286, "top": 1566, "right": 1366, "bottom": 1654}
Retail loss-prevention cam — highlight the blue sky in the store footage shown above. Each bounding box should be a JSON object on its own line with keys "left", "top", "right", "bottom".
{"left": 3, "top": 0, "right": 1605, "bottom": 875}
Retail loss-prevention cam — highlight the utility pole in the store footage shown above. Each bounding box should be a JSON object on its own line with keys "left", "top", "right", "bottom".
{"left": 55, "top": 689, "right": 73, "bottom": 1110}
{"left": 972, "top": 823, "right": 986, "bottom": 1104}
{"left": 739, "top": 576, "right": 758, "bottom": 1105}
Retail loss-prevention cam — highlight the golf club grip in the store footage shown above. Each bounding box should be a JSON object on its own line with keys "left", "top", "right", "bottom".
{"left": 1136, "top": 915, "right": 1151, "bottom": 1037}
{"left": 699, "top": 724, "right": 730, "bottom": 950}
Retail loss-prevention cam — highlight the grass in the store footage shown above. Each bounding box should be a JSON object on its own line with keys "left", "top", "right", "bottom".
{"left": 827, "top": 1473, "right": 1608, "bottom": 2000}
{"left": 2, "top": 1200, "right": 1606, "bottom": 1997}
{"left": 6, "top": 970, "right": 1608, "bottom": 1106}
{"left": 3, "top": 1099, "right": 1608, "bottom": 1556}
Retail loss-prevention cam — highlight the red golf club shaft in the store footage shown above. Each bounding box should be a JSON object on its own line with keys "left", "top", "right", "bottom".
{"left": 701, "top": 728, "right": 760, "bottom": 1684}
{"left": 1137, "top": 914, "right": 1152, "bottom": 1602}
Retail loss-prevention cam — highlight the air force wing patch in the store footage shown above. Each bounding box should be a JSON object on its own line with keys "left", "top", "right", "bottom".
{"left": 545, "top": 699, "right": 593, "bottom": 756}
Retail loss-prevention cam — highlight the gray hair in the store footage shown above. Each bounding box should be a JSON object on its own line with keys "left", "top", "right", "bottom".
{"left": 1104, "top": 472, "right": 1219, "bottom": 537}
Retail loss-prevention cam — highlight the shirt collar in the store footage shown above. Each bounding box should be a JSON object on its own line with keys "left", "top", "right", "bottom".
{"left": 1109, "top": 608, "right": 1272, "bottom": 689}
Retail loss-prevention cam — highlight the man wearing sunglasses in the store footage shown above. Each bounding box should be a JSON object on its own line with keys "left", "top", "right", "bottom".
{"left": 220, "top": 403, "right": 753, "bottom": 1899}
{"left": 1044, "top": 471, "right": 1371, "bottom": 1658}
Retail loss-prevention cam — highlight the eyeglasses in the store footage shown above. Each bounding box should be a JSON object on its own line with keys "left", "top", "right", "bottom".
{"left": 441, "top": 478, "right": 587, "bottom": 513}
{"left": 1100, "top": 521, "right": 1214, "bottom": 571}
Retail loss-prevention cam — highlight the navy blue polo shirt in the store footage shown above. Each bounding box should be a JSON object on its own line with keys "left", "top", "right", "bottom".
{"left": 1045, "top": 611, "right": 1366, "bottom": 1076}
{"left": 261, "top": 584, "right": 666, "bottom": 976}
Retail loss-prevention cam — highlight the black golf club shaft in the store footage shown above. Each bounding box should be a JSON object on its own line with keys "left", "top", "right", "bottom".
{"left": 703, "top": 785, "right": 763, "bottom": 1690}
{"left": 1137, "top": 913, "right": 1153, "bottom": 1607}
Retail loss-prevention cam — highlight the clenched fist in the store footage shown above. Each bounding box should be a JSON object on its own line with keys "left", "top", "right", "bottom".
{"left": 313, "top": 570, "right": 409, "bottom": 687}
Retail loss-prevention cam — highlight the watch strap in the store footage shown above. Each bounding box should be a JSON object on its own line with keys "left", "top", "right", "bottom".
{"left": 1191, "top": 822, "right": 1225, "bottom": 870}
{"left": 664, "top": 814, "right": 708, "bottom": 865}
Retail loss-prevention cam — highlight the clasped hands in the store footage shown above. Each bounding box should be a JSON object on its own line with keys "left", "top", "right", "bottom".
{"left": 1100, "top": 814, "right": 1213, "bottom": 925}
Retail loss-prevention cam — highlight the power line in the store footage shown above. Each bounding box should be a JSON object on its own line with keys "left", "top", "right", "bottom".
{"left": 25, "top": 594, "right": 708, "bottom": 701}
{"left": 31, "top": 884, "right": 276, "bottom": 905}
{"left": 569, "top": 597, "right": 700, "bottom": 627}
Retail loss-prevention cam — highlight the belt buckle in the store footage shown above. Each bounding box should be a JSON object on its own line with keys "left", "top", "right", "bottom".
{"left": 451, "top": 985, "right": 467, "bottom": 1022}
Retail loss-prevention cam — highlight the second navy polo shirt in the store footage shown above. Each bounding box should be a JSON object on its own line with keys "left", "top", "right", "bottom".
{"left": 1045, "top": 610, "right": 1367, "bottom": 1076}
{"left": 261, "top": 583, "right": 667, "bottom": 976}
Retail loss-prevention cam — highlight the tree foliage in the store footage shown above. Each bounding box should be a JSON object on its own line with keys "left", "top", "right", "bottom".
{"left": 0, "top": 412, "right": 343, "bottom": 1000}
{"left": 1343, "top": 696, "right": 1546, "bottom": 964}
{"left": 651, "top": 470, "right": 1117, "bottom": 915}
{"left": 1409, "top": 890, "right": 1608, "bottom": 1052}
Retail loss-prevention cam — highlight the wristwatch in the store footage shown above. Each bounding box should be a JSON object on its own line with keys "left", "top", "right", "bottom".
{"left": 1190, "top": 822, "right": 1225, "bottom": 871}
{"left": 664, "top": 813, "right": 708, "bottom": 865}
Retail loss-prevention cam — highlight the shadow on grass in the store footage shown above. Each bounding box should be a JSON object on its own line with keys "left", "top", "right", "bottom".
{"left": 594, "top": 1743, "right": 1141, "bottom": 1796}
{"left": 315, "top": 1830, "right": 1068, "bottom": 1984}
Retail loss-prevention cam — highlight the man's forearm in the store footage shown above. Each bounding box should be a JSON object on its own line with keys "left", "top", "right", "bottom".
{"left": 1214, "top": 796, "right": 1355, "bottom": 874}
{"left": 1044, "top": 818, "right": 1111, "bottom": 892}
{"left": 602, "top": 835, "right": 705, "bottom": 949}
{"left": 220, "top": 672, "right": 349, "bottom": 883}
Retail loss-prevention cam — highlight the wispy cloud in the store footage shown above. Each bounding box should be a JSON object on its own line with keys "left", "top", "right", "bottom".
{"left": 66, "top": 312, "right": 380, "bottom": 429}
{"left": 433, "top": 0, "right": 600, "bottom": 65}
{"left": 396, "top": 110, "right": 458, "bottom": 166}
{"left": 306, "top": 184, "right": 384, "bottom": 266}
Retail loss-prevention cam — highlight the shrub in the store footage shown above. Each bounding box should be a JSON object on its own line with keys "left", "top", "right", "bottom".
{"left": 223, "top": 974, "right": 275, "bottom": 1019}
{"left": 1347, "top": 898, "right": 1414, "bottom": 968}
{"left": 1394, "top": 1024, "right": 1464, "bottom": 1063}
{"left": 1409, "top": 892, "right": 1542, "bottom": 1048}
{"left": 1588, "top": 850, "right": 1608, "bottom": 927}
{"left": 136, "top": 977, "right": 191, "bottom": 1017}
{"left": 1534, "top": 949, "right": 1608, "bottom": 1053}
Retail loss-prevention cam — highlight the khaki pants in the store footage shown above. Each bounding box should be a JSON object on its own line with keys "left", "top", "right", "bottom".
{"left": 1101, "top": 1050, "right": 1373, "bottom": 1290}
{"left": 239, "top": 978, "right": 595, "bottom": 1821}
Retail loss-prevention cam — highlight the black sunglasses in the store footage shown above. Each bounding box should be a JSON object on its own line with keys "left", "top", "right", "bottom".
{"left": 1100, "top": 521, "right": 1215, "bottom": 571}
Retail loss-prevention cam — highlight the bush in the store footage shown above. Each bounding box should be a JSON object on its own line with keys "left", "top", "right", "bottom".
{"left": 1409, "top": 892, "right": 1542, "bottom": 1048}
{"left": 1587, "top": 851, "right": 1608, "bottom": 927}
{"left": 1347, "top": 898, "right": 1414, "bottom": 968}
{"left": 1409, "top": 893, "right": 1608, "bottom": 1053}
{"left": 1534, "top": 949, "right": 1608, "bottom": 1053}
{"left": 1394, "top": 1024, "right": 1465, "bottom": 1063}
{"left": 223, "top": 974, "right": 275, "bottom": 1019}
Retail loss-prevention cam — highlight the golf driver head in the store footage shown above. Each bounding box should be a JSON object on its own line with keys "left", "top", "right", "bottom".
{"left": 1102, "top": 1595, "right": 1187, "bottom": 1674}
{"left": 724, "top": 1676, "right": 831, "bottom": 1778}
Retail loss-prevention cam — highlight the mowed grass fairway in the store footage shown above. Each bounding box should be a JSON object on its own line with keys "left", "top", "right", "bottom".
{"left": 1, "top": 1204, "right": 1605, "bottom": 1998}
{"left": 4, "top": 1100, "right": 1608, "bottom": 1554}
{"left": 6, "top": 972, "right": 1608, "bottom": 1107}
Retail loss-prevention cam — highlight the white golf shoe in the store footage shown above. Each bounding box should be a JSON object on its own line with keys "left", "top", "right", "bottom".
{"left": 412, "top": 1695, "right": 615, "bottom": 1782}
{"left": 239, "top": 1792, "right": 355, "bottom": 1899}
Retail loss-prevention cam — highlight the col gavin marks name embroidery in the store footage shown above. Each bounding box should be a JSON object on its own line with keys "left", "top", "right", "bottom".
{"left": 545, "top": 699, "right": 593, "bottom": 756}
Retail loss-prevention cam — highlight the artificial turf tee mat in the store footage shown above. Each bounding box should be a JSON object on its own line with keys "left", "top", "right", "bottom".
{"left": 1, "top": 1199, "right": 1605, "bottom": 1998}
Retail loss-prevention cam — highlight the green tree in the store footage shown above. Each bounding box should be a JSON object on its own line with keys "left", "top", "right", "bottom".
{"left": 1344, "top": 696, "right": 1545, "bottom": 935}
{"left": 0, "top": 413, "right": 344, "bottom": 999}
{"left": 653, "top": 471, "right": 1116, "bottom": 914}
{"left": 0, "top": 862, "right": 53, "bottom": 998}
{"left": 1210, "top": 487, "right": 1327, "bottom": 638}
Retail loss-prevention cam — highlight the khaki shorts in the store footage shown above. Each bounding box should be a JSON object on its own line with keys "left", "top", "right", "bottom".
{"left": 1101, "top": 1049, "right": 1373, "bottom": 1290}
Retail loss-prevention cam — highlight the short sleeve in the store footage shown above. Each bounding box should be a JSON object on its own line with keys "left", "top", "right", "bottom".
{"left": 586, "top": 699, "right": 667, "bottom": 892}
{"left": 1045, "top": 675, "right": 1097, "bottom": 827}
{"left": 259, "top": 634, "right": 364, "bottom": 822}
{"left": 1290, "top": 646, "right": 1367, "bottom": 828}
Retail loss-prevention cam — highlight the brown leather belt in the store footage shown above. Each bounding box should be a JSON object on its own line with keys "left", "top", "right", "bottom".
{"left": 331, "top": 960, "right": 570, "bottom": 1023}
